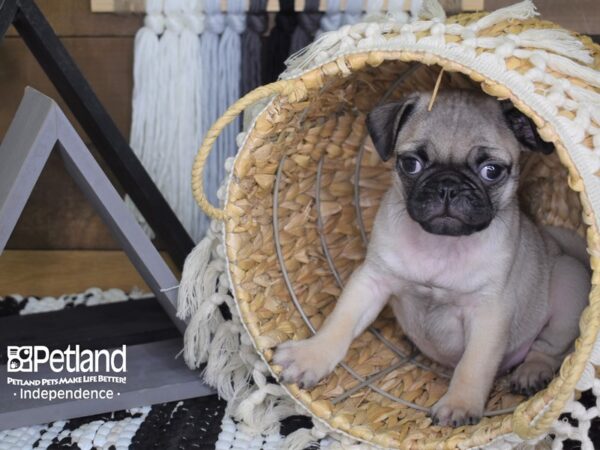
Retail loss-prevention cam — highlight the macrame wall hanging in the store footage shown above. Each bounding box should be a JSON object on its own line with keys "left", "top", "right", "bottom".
{"left": 262, "top": 0, "right": 298, "bottom": 83}
{"left": 241, "top": 0, "right": 268, "bottom": 96}
{"left": 130, "top": 0, "right": 206, "bottom": 240}
{"left": 289, "top": 0, "right": 322, "bottom": 55}
{"left": 132, "top": 1, "right": 419, "bottom": 242}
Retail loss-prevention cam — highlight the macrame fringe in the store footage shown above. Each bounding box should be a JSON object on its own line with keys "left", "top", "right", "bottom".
{"left": 177, "top": 229, "right": 215, "bottom": 320}
{"left": 387, "top": 0, "right": 409, "bottom": 24}
{"left": 126, "top": 0, "right": 164, "bottom": 239}
{"left": 363, "top": 0, "right": 385, "bottom": 22}
{"left": 318, "top": 0, "right": 341, "bottom": 33}
{"left": 466, "top": 0, "right": 537, "bottom": 31}
{"left": 154, "top": 0, "right": 183, "bottom": 220}
{"left": 410, "top": 0, "right": 424, "bottom": 20}
{"left": 200, "top": 0, "right": 226, "bottom": 215}
{"left": 241, "top": 0, "right": 268, "bottom": 95}
{"left": 343, "top": 0, "right": 364, "bottom": 25}
{"left": 217, "top": 0, "right": 245, "bottom": 192}
{"left": 515, "top": 29, "right": 593, "bottom": 64}
{"left": 263, "top": 0, "right": 298, "bottom": 83}
{"left": 419, "top": 0, "right": 446, "bottom": 21}
{"left": 177, "top": 0, "right": 205, "bottom": 241}
{"left": 178, "top": 171, "right": 316, "bottom": 441}
{"left": 289, "top": 0, "right": 321, "bottom": 54}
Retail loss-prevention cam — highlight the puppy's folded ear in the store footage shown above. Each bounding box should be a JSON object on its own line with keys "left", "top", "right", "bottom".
{"left": 500, "top": 100, "right": 554, "bottom": 154}
{"left": 366, "top": 95, "right": 419, "bottom": 162}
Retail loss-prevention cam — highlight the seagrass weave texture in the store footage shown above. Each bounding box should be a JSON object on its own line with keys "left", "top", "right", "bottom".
{"left": 191, "top": 8, "right": 600, "bottom": 450}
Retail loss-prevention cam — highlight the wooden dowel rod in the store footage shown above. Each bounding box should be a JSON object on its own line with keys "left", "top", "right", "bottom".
{"left": 90, "top": 0, "right": 485, "bottom": 14}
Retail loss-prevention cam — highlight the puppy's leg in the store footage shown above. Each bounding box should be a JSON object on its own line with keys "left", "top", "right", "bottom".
{"left": 511, "top": 255, "right": 589, "bottom": 396}
{"left": 273, "top": 261, "right": 392, "bottom": 388}
{"left": 432, "top": 304, "right": 508, "bottom": 427}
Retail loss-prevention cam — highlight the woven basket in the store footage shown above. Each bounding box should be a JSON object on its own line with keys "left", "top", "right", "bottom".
{"left": 190, "top": 3, "right": 600, "bottom": 448}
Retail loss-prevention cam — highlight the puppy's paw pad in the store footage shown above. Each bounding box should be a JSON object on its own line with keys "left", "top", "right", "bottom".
{"left": 273, "top": 339, "right": 337, "bottom": 389}
{"left": 510, "top": 360, "right": 554, "bottom": 397}
{"left": 431, "top": 397, "right": 483, "bottom": 428}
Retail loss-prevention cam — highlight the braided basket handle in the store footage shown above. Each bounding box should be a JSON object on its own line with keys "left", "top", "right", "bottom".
{"left": 192, "top": 80, "right": 298, "bottom": 221}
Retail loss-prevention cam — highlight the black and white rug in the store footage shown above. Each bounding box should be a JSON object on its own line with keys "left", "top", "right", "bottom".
{"left": 0, "top": 394, "right": 314, "bottom": 450}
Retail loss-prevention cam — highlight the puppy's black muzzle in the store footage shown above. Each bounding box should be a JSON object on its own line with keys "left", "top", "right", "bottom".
{"left": 406, "top": 168, "right": 493, "bottom": 236}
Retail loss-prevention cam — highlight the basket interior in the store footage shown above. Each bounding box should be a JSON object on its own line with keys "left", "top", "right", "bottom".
{"left": 227, "top": 58, "right": 587, "bottom": 447}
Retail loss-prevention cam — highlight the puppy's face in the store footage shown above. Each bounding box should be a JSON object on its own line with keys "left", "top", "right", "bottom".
{"left": 366, "top": 90, "right": 553, "bottom": 236}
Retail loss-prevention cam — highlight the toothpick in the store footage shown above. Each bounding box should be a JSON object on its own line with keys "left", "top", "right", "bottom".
{"left": 428, "top": 68, "right": 445, "bottom": 111}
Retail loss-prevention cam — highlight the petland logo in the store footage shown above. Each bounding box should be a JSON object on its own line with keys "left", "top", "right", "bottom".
{"left": 7, "top": 345, "right": 127, "bottom": 373}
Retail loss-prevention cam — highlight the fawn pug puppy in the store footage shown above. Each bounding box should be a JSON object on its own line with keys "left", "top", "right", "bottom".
{"left": 273, "top": 89, "right": 590, "bottom": 427}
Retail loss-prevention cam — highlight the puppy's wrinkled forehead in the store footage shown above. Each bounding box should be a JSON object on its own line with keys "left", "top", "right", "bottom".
{"left": 398, "top": 91, "right": 519, "bottom": 163}
{"left": 366, "top": 89, "right": 553, "bottom": 164}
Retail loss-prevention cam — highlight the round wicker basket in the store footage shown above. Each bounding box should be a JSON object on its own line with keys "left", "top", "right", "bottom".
{"left": 191, "top": 3, "right": 600, "bottom": 448}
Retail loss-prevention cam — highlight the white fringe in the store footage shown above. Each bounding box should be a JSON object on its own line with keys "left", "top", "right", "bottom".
{"left": 467, "top": 0, "right": 537, "bottom": 32}
{"left": 177, "top": 233, "right": 215, "bottom": 320}
{"left": 535, "top": 51, "right": 600, "bottom": 89}
{"left": 126, "top": 0, "right": 163, "bottom": 239}
{"left": 419, "top": 0, "right": 446, "bottom": 21}
{"left": 363, "top": 0, "right": 385, "bottom": 22}
{"left": 282, "top": 428, "right": 321, "bottom": 450}
{"left": 513, "top": 29, "right": 593, "bottom": 64}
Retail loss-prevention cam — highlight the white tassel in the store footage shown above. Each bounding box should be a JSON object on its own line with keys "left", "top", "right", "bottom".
{"left": 175, "top": 0, "right": 205, "bottom": 241}
{"left": 531, "top": 51, "right": 600, "bottom": 89}
{"left": 318, "top": 0, "right": 341, "bottom": 34}
{"left": 183, "top": 298, "right": 224, "bottom": 368}
{"left": 233, "top": 364, "right": 299, "bottom": 435}
{"left": 567, "top": 84, "right": 600, "bottom": 107}
{"left": 468, "top": 0, "right": 537, "bottom": 32}
{"left": 419, "top": 0, "right": 446, "bottom": 21}
{"left": 235, "top": 385, "right": 288, "bottom": 433}
{"left": 126, "top": 0, "right": 163, "bottom": 238}
{"left": 177, "top": 233, "right": 215, "bottom": 319}
{"left": 514, "top": 29, "right": 593, "bottom": 65}
{"left": 342, "top": 0, "right": 363, "bottom": 25}
{"left": 204, "top": 321, "right": 247, "bottom": 400}
{"left": 410, "top": 0, "right": 423, "bottom": 20}
{"left": 282, "top": 426, "right": 323, "bottom": 450}
{"left": 200, "top": 0, "right": 226, "bottom": 215}
{"left": 216, "top": 0, "right": 245, "bottom": 208}
{"left": 285, "top": 28, "right": 344, "bottom": 72}
{"left": 363, "top": 0, "right": 385, "bottom": 22}
{"left": 155, "top": 0, "right": 182, "bottom": 190}
{"left": 387, "top": 0, "right": 409, "bottom": 23}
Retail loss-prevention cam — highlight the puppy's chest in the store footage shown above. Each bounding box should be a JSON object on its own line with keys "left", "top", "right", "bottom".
{"left": 380, "top": 238, "right": 489, "bottom": 290}
{"left": 391, "top": 289, "right": 471, "bottom": 367}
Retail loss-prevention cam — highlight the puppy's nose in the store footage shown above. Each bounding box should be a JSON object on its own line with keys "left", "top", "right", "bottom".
{"left": 437, "top": 180, "right": 459, "bottom": 201}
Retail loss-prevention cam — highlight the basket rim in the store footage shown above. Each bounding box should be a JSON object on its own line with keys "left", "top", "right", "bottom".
{"left": 223, "top": 48, "right": 600, "bottom": 449}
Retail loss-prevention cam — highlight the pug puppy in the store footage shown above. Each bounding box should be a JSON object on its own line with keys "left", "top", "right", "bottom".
{"left": 273, "top": 90, "right": 590, "bottom": 427}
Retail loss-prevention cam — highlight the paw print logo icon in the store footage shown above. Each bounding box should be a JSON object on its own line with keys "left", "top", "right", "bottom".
{"left": 7, "top": 346, "right": 33, "bottom": 372}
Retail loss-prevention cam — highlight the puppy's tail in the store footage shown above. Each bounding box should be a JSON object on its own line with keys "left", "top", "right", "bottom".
{"left": 544, "top": 225, "right": 590, "bottom": 268}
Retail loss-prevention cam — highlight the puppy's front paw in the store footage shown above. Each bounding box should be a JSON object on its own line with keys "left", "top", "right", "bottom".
{"left": 273, "top": 338, "right": 339, "bottom": 389}
{"left": 431, "top": 393, "right": 484, "bottom": 427}
{"left": 510, "top": 359, "right": 554, "bottom": 397}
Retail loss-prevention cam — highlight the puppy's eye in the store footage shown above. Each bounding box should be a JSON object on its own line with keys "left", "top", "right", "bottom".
{"left": 399, "top": 157, "right": 423, "bottom": 175}
{"left": 479, "top": 164, "right": 504, "bottom": 181}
